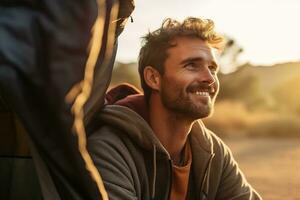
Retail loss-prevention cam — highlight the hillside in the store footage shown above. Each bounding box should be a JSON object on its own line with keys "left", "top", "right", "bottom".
{"left": 224, "top": 61, "right": 300, "bottom": 91}
{"left": 218, "top": 61, "right": 300, "bottom": 112}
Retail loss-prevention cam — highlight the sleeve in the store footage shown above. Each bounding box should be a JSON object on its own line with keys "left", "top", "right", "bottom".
{"left": 87, "top": 127, "right": 139, "bottom": 200}
{"left": 216, "top": 141, "right": 262, "bottom": 200}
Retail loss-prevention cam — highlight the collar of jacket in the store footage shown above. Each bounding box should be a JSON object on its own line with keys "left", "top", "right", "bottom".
{"left": 189, "top": 125, "right": 215, "bottom": 199}
{"left": 98, "top": 105, "right": 215, "bottom": 199}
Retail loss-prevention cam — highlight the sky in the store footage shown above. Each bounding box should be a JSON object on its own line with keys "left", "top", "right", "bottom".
{"left": 116, "top": 0, "right": 300, "bottom": 67}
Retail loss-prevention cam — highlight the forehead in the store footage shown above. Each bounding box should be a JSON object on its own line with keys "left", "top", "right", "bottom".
{"left": 166, "top": 36, "right": 219, "bottom": 63}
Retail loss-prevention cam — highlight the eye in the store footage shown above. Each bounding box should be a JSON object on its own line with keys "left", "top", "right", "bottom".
{"left": 184, "top": 62, "right": 197, "bottom": 70}
{"left": 209, "top": 65, "right": 219, "bottom": 74}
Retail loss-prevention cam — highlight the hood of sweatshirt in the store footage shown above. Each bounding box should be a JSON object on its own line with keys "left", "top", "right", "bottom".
{"left": 98, "top": 83, "right": 214, "bottom": 155}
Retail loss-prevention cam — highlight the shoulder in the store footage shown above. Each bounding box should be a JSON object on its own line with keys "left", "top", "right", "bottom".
{"left": 87, "top": 125, "right": 136, "bottom": 163}
{"left": 88, "top": 125, "right": 124, "bottom": 145}
{"left": 88, "top": 125, "right": 131, "bottom": 164}
{"left": 87, "top": 125, "right": 143, "bottom": 199}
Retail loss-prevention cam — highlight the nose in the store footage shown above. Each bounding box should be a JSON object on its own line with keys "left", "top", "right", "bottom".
{"left": 198, "top": 66, "right": 216, "bottom": 85}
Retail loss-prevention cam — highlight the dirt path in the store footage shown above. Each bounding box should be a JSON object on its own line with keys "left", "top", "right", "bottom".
{"left": 224, "top": 138, "right": 300, "bottom": 200}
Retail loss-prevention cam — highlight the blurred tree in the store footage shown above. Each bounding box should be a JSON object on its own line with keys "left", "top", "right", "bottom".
{"left": 219, "top": 36, "right": 244, "bottom": 73}
{"left": 110, "top": 62, "right": 140, "bottom": 89}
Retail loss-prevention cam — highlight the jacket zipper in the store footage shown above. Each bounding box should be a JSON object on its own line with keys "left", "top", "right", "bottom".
{"left": 199, "top": 153, "right": 215, "bottom": 200}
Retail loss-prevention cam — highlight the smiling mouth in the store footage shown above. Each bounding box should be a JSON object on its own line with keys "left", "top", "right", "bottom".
{"left": 189, "top": 87, "right": 215, "bottom": 97}
{"left": 194, "top": 91, "right": 210, "bottom": 96}
{"left": 187, "top": 82, "right": 216, "bottom": 99}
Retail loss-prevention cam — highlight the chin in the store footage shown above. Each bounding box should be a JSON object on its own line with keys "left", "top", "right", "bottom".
{"left": 187, "top": 108, "right": 212, "bottom": 120}
{"left": 196, "top": 112, "right": 211, "bottom": 120}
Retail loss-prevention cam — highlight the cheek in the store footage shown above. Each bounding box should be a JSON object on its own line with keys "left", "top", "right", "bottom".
{"left": 163, "top": 74, "right": 183, "bottom": 86}
{"left": 161, "top": 76, "right": 185, "bottom": 98}
{"left": 163, "top": 78, "right": 179, "bottom": 92}
{"left": 162, "top": 71, "right": 194, "bottom": 94}
{"left": 214, "top": 77, "right": 220, "bottom": 93}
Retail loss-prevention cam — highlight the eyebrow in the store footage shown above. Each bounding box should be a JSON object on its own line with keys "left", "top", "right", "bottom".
{"left": 179, "top": 57, "right": 218, "bottom": 67}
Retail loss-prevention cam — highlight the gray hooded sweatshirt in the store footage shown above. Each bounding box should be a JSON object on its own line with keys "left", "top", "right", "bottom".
{"left": 87, "top": 84, "right": 262, "bottom": 200}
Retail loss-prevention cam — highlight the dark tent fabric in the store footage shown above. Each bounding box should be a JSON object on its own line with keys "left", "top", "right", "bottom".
{"left": 0, "top": 95, "right": 42, "bottom": 200}
{"left": 0, "top": 0, "right": 134, "bottom": 199}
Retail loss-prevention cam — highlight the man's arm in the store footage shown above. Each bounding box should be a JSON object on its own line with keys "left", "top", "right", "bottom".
{"left": 88, "top": 126, "right": 139, "bottom": 200}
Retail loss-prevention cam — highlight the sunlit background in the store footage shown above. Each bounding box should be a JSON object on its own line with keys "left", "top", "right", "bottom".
{"left": 110, "top": 1, "right": 300, "bottom": 199}
{"left": 116, "top": 0, "right": 300, "bottom": 67}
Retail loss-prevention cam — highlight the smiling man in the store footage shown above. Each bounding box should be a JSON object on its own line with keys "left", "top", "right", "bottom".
{"left": 88, "top": 17, "right": 262, "bottom": 200}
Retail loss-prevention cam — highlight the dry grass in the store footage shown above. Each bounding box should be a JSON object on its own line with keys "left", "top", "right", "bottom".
{"left": 203, "top": 100, "right": 300, "bottom": 138}
{"left": 225, "top": 138, "right": 300, "bottom": 200}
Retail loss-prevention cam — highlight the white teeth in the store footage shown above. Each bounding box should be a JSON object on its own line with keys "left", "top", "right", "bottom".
{"left": 195, "top": 91, "right": 209, "bottom": 96}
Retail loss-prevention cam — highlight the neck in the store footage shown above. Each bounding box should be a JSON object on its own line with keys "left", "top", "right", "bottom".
{"left": 148, "top": 94, "right": 194, "bottom": 163}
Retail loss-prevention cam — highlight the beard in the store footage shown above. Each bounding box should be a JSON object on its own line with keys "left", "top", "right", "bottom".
{"left": 160, "top": 81, "right": 216, "bottom": 120}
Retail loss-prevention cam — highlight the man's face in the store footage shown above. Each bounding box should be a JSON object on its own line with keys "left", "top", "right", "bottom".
{"left": 159, "top": 37, "right": 220, "bottom": 120}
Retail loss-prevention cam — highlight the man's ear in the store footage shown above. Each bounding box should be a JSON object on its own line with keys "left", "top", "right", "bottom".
{"left": 144, "top": 66, "right": 161, "bottom": 91}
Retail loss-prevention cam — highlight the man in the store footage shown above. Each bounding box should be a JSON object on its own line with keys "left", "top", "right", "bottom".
{"left": 88, "top": 17, "right": 262, "bottom": 200}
